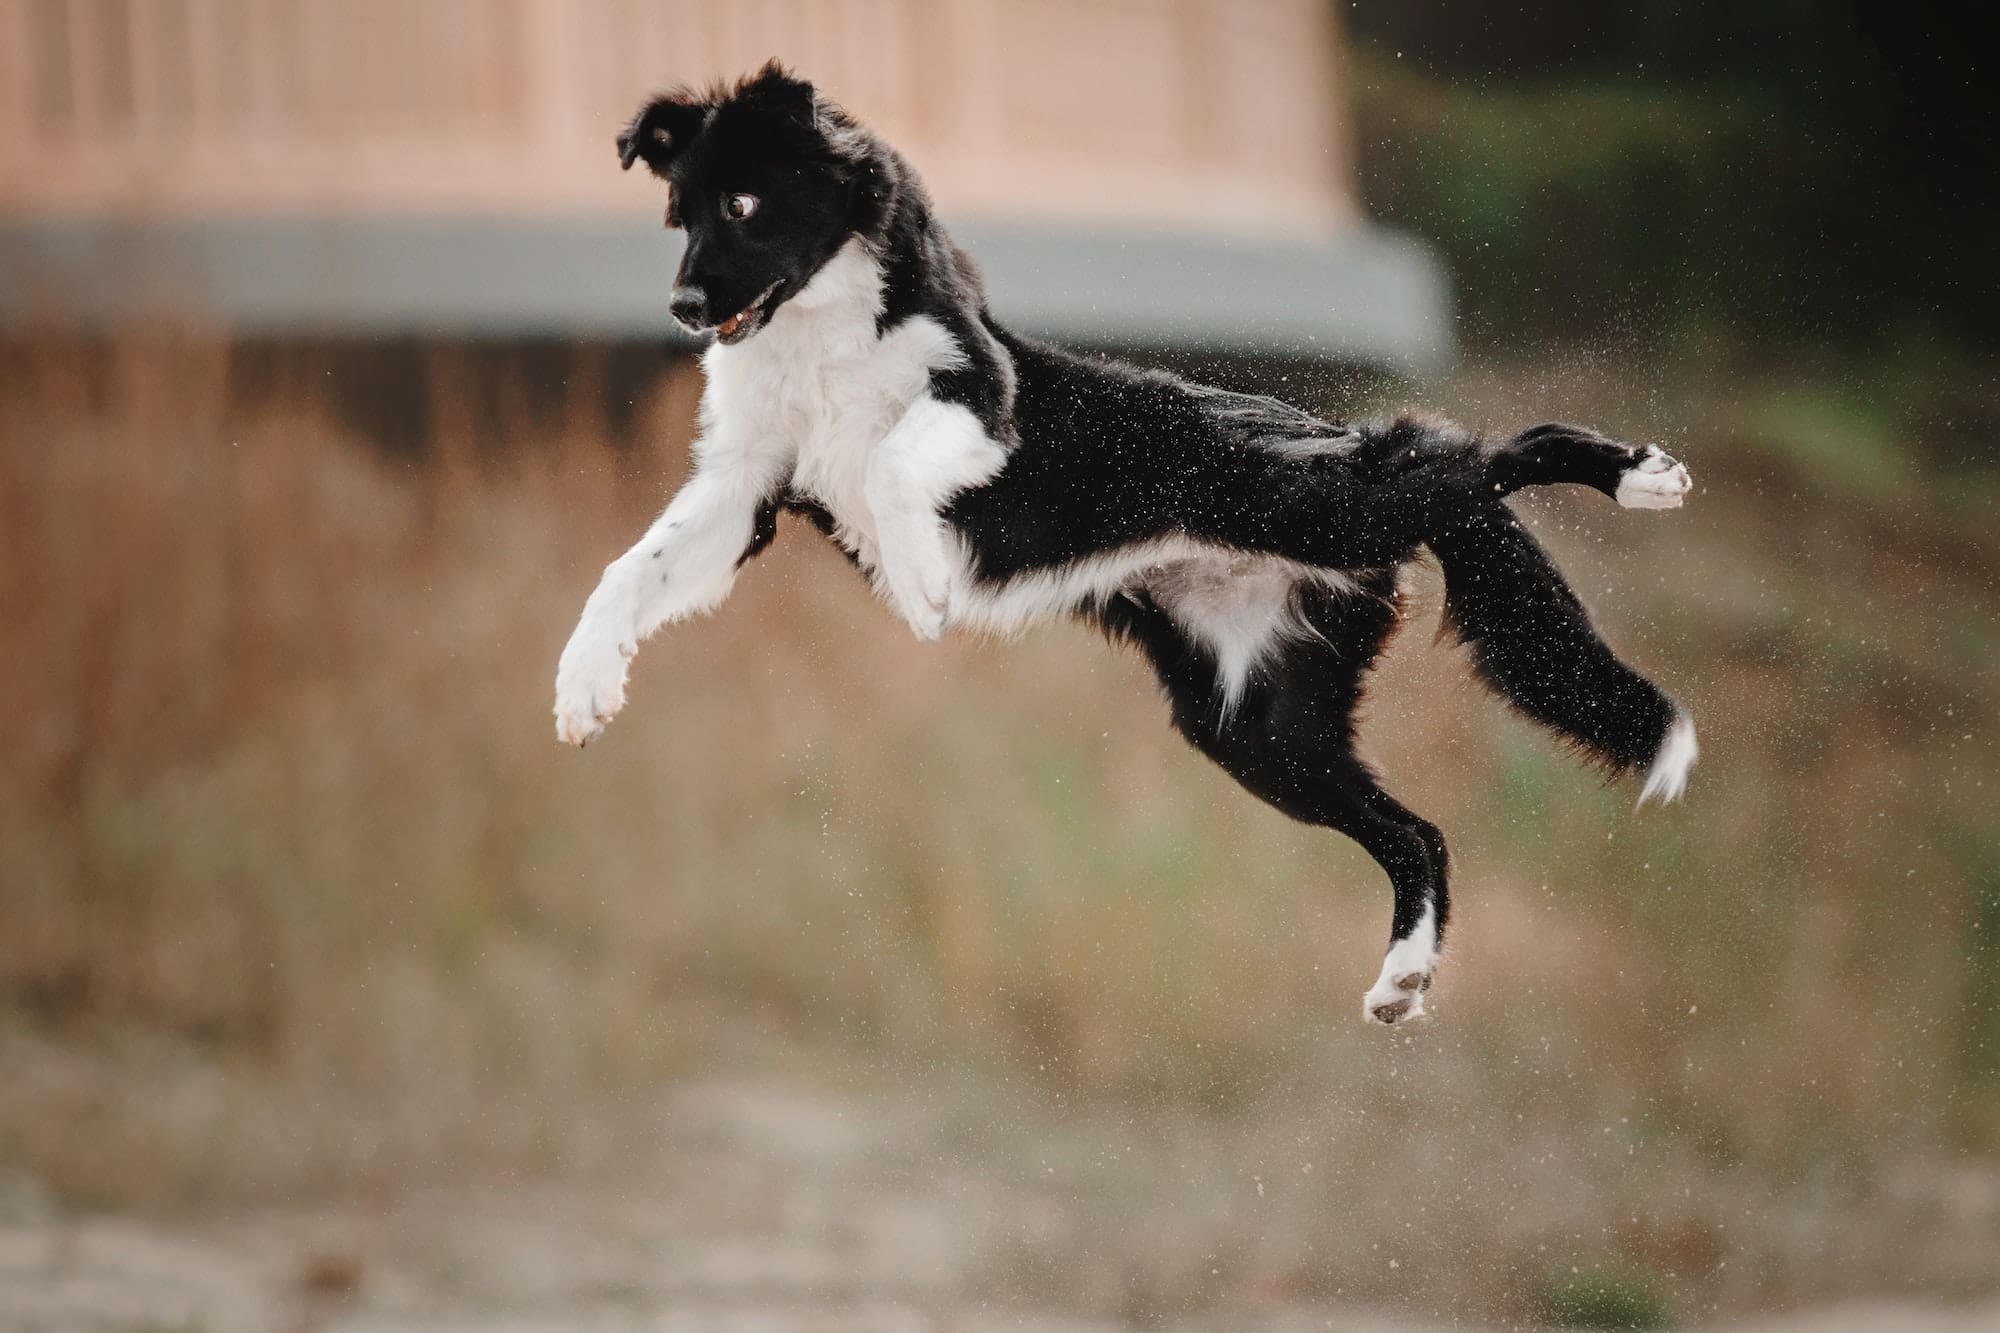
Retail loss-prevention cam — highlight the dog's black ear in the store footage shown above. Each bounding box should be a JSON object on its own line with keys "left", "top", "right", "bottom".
{"left": 733, "top": 58, "right": 818, "bottom": 131}
{"left": 617, "top": 94, "right": 707, "bottom": 175}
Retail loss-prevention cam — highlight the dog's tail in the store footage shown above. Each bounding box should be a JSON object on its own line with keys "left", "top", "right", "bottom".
{"left": 1427, "top": 503, "right": 1696, "bottom": 804}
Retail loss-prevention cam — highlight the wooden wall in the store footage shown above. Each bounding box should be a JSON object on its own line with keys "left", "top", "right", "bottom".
{"left": 0, "top": 0, "right": 1355, "bottom": 236}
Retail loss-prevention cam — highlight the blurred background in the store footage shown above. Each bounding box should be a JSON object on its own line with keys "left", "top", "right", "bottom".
{"left": 1, "top": 2, "right": 1995, "bottom": 1329}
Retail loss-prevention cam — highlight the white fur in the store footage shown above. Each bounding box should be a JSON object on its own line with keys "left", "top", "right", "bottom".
{"left": 1363, "top": 903, "right": 1438, "bottom": 1025}
{"left": 946, "top": 533, "right": 1212, "bottom": 638}
{"left": 754, "top": 249, "right": 967, "bottom": 566}
{"left": 1147, "top": 558, "right": 1361, "bottom": 716}
{"left": 1615, "top": 446, "right": 1692, "bottom": 509}
{"left": 867, "top": 399, "right": 1008, "bottom": 638}
{"left": 1637, "top": 711, "right": 1698, "bottom": 806}
{"left": 714, "top": 240, "right": 1007, "bottom": 638}
{"left": 945, "top": 534, "right": 1364, "bottom": 711}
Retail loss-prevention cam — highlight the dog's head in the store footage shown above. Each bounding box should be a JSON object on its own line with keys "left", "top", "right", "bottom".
{"left": 618, "top": 62, "right": 886, "bottom": 344}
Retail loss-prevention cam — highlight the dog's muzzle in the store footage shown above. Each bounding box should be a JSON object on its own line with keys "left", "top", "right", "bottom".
{"left": 669, "top": 286, "right": 710, "bottom": 332}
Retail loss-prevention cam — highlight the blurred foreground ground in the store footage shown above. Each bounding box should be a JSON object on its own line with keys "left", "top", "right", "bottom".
{"left": 5, "top": 1067, "right": 2000, "bottom": 1332}
{"left": 3, "top": 335, "right": 1997, "bottom": 1326}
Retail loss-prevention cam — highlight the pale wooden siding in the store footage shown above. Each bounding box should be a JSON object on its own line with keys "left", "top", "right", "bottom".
{"left": 0, "top": 0, "right": 1355, "bottom": 236}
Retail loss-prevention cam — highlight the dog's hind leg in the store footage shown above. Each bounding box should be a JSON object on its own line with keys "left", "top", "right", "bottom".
{"left": 1098, "top": 575, "right": 1450, "bottom": 1025}
{"left": 1189, "top": 417, "right": 1693, "bottom": 574}
{"left": 1298, "top": 755, "right": 1450, "bottom": 1025}
{"left": 1487, "top": 422, "right": 1692, "bottom": 509}
{"left": 1428, "top": 502, "right": 1696, "bottom": 801}
{"left": 1195, "top": 415, "right": 1696, "bottom": 800}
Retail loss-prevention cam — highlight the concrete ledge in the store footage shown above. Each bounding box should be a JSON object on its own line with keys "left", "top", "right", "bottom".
{"left": 0, "top": 217, "right": 1455, "bottom": 374}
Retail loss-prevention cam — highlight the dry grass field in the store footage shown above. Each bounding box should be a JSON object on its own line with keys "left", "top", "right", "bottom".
{"left": 2, "top": 333, "right": 1996, "bottom": 1327}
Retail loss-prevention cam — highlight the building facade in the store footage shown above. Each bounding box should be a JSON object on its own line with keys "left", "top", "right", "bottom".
{"left": 0, "top": 0, "right": 1450, "bottom": 369}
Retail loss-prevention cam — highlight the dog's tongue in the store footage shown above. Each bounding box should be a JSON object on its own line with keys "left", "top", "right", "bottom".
{"left": 718, "top": 312, "right": 744, "bottom": 338}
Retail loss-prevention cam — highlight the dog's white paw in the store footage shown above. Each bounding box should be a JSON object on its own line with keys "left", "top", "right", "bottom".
{"left": 1615, "top": 446, "right": 1692, "bottom": 510}
{"left": 901, "top": 588, "right": 949, "bottom": 641}
{"left": 554, "top": 623, "right": 634, "bottom": 747}
{"left": 882, "top": 561, "right": 951, "bottom": 642}
{"left": 1362, "top": 937, "right": 1439, "bottom": 1026}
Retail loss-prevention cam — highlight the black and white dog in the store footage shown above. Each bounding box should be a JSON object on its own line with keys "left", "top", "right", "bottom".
{"left": 555, "top": 63, "right": 1696, "bottom": 1024}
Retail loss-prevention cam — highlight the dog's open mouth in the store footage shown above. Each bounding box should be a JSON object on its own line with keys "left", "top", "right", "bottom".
{"left": 714, "top": 282, "right": 783, "bottom": 344}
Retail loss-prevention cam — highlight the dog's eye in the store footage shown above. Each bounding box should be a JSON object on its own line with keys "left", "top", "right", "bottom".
{"left": 724, "top": 193, "right": 760, "bottom": 221}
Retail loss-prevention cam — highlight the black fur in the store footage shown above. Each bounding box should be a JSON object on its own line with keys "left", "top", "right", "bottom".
{"left": 614, "top": 65, "right": 1693, "bottom": 1009}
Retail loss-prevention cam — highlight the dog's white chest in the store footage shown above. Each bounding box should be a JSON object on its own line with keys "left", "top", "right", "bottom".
{"left": 780, "top": 323, "right": 945, "bottom": 559}
{"left": 708, "top": 268, "right": 965, "bottom": 562}
{"left": 779, "top": 326, "right": 981, "bottom": 620}
{"left": 701, "top": 241, "right": 1003, "bottom": 635}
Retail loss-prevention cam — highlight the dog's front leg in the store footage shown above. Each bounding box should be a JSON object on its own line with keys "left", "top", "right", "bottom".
{"left": 555, "top": 437, "right": 791, "bottom": 746}
{"left": 863, "top": 399, "right": 1007, "bottom": 640}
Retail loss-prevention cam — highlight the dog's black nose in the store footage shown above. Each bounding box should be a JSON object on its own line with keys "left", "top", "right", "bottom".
{"left": 669, "top": 287, "right": 709, "bottom": 329}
